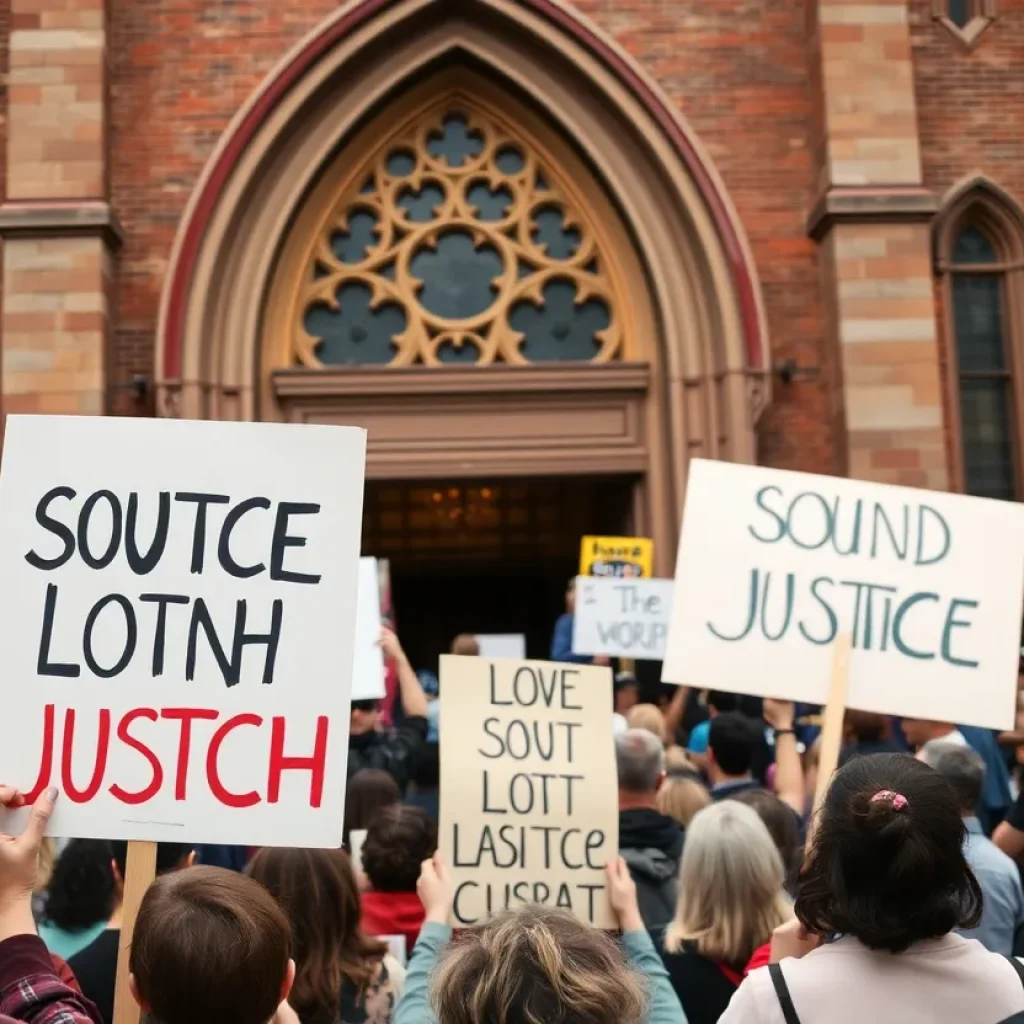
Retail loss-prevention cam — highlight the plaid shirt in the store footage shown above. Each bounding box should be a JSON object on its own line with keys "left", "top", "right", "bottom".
{"left": 0, "top": 935, "right": 100, "bottom": 1024}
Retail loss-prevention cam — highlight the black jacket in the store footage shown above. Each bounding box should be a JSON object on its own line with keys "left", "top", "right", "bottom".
{"left": 347, "top": 716, "right": 428, "bottom": 791}
{"left": 618, "top": 807, "right": 685, "bottom": 933}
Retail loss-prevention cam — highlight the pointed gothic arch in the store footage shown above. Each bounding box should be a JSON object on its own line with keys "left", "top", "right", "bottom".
{"left": 155, "top": 0, "right": 771, "bottom": 568}
{"left": 935, "top": 174, "right": 1024, "bottom": 498}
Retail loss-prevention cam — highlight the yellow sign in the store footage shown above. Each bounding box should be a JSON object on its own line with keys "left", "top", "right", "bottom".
{"left": 579, "top": 536, "right": 654, "bottom": 579}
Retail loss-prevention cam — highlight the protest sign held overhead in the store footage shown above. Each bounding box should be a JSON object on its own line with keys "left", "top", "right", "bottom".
{"left": 579, "top": 536, "right": 653, "bottom": 578}
{"left": 0, "top": 415, "right": 367, "bottom": 848}
{"left": 573, "top": 576, "right": 673, "bottom": 661}
{"left": 439, "top": 655, "right": 617, "bottom": 929}
{"left": 352, "top": 557, "right": 386, "bottom": 700}
{"left": 662, "top": 458, "right": 1024, "bottom": 729}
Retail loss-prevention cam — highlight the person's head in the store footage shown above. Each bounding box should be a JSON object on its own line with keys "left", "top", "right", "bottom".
{"left": 843, "top": 709, "right": 891, "bottom": 745}
{"left": 664, "top": 745, "right": 697, "bottom": 774}
{"left": 343, "top": 768, "right": 401, "bottom": 846}
{"left": 565, "top": 577, "right": 577, "bottom": 614}
{"left": 707, "top": 712, "right": 762, "bottom": 783}
{"left": 626, "top": 703, "right": 666, "bottom": 744}
{"left": 707, "top": 690, "right": 739, "bottom": 716}
{"left": 43, "top": 839, "right": 117, "bottom": 931}
{"left": 350, "top": 699, "right": 381, "bottom": 737}
{"left": 665, "top": 801, "right": 792, "bottom": 961}
{"left": 613, "top": 672, "right": 640, "bottom": 715}
{"left": 430, "top": 905, "right": 647, "bottom": 1024}
{"left": 656, "top": 771, "right": 711, "bottom": 829}
{"left": 247, "top": 848, "right": 385, "bottom": 1021}
{"left": 110, "top": 841, "right": 194, "bottom": 893}
{"left": 918, "top": 742, "right": 985, "bottom": 818}
{"left": 732, "top": 788, "right": 802, "bottom": 885}
{"left": 796, "top": 752, "right": 982, "bottom": 953}
{"left": 451, "top": 634, "right": 480, "bottom": 657}
{"left": 129, "top": 866, "right": 294, "bottom": 1024}
{"left": 616, "top": 728, "right": 666, "bottom": 809}
{"left": 900, "top": 718, "right": 956, "bottom": 750}
{"left": 361, "top": 804, "right": 438, "bottom": 893}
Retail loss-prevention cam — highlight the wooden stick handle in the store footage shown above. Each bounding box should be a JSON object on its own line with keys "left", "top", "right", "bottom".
{"left": 813, "top": 633, "right": 852, "bottom": 815}
{"left": 112, "top": 841, "right": 157, "bottom": 1024}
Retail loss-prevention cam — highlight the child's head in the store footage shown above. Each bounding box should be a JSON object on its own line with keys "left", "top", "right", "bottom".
{"left": 129, "top": 865, "right": 294, "bottom": 1024}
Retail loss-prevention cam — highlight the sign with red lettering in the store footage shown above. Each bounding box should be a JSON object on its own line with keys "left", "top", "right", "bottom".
{"left": 439, "top": 656, "right": 617, "bottom": 929}
{"left": 0, "top": 415, "right": 367, "bottom": 848}
{"left": 662, "top": 459, "right": 1024, "bottom": 729}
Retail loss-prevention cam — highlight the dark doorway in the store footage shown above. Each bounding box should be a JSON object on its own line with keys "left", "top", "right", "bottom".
{"left": 362, "top": 475, "right": 636, "bottom": 675}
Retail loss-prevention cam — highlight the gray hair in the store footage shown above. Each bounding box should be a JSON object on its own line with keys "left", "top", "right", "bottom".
{"left": 616, "top": 728, "right": 665, "bottom": 792}
{"left": 920, "top": 742, "right": 985, "bottom": 814}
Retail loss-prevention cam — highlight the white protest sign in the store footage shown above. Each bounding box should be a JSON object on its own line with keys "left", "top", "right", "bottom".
{"left": 352, "top": 557, "right": 385, "bottom": 700}
{"left": 475, "top": 634, "right": 526, "bottom": 660}
{"left": 572, "top": 576, "right": 674, "bottom": 661}
{"left": 662, "top": 458, "right": 1024, "bottom": 729}
{"left": 0, "top": 415, "right": 366, "bottom": 848}
{"left": 439, "top": 656, "right": 617, "bottom": 929}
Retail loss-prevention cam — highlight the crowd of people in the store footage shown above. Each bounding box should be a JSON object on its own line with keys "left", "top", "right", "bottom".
{"left": 6, "top": 607, "right": 1024, "bottom": 1024}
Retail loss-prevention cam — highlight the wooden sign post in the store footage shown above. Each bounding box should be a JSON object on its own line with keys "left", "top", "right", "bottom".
{"left": 813, "top": 634, "right": 852, "bottom": 815}
{"left": 112, "top": 841, "right": 157, "bottom": 1024}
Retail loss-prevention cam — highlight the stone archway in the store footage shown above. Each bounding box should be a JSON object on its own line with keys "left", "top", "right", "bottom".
{"left": 155, "top": 0, "right": 771, "bottom": 572}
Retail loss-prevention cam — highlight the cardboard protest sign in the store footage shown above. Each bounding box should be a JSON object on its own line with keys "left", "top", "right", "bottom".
{"left": 475, "top": 634, "right": 527, "bottom": 659}
{"left": 579, "top": 535, "right": 653, "bottom": 578}
{"left": 662, "top": 458, "right": 1024, "bottom": 729}
{"left": 352, "top": 557, "right": 386, "bottom": 700}
{"left": 439, "top": 656, "right": 617, "bottom": 929}
{"left": 572, "top": 576, "right": 673, "bottom": 661}
{"left": 0, "top": 415, "right": 367, "bottom": 848}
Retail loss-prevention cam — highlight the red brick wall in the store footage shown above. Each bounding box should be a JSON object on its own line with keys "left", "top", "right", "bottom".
{"left": 109, "top": 0, "right": 835, "bottom": 473}
{"left": 909, "top": 0, "right": 1024, "bottom": 487}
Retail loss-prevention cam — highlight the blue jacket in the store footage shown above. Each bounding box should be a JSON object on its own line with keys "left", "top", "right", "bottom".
{"left": 550, "top": 612, "right": 592, "bottom": 663}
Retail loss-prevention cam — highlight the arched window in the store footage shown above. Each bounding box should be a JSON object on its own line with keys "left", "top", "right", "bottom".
{"left": 932, "top": 0, "right": 997, "bottom": 48}
{"left": 276, "top": 74, "right": 637, "bottom": 369}
{"left": 937, "top": 183, "right": 1024, "bottom": 499}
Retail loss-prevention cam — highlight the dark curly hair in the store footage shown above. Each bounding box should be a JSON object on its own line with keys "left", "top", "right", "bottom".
{"left": 361, "top": 804, "right": 437, "bottom": 893}
{"left": 43, "top": 840, "right": 117, "bottom": 931}
{"left": 795, "top": 752, "right": 982, "bottom": 953}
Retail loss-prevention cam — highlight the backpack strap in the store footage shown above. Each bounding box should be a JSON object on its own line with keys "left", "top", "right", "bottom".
{"left": 1004, "top": 955, "right": 1024, "bottom": 990}
{"left": 769, "top": 963, "right": 802, "bottom": 1024}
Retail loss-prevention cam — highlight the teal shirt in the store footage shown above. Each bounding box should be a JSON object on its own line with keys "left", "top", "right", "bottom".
{"left": 37, "top": 919, "right": 107, "bottom": 961}
{"left": 395, "top": 921, "right": 687, "bottom": 1024}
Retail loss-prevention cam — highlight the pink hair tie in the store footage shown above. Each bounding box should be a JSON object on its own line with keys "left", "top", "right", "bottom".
{"left": 871, "top": 790, "right": 908, "bottom": 811}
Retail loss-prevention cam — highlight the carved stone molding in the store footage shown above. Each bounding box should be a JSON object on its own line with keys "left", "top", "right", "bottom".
{"left": 931, "top": 0, "right": 997, "bottom": 50}
{"left": 807, "top": 186, "right": 938, "bottom": 241}
{"left": 0, "top": 200, "right": 124, "bottom": 249}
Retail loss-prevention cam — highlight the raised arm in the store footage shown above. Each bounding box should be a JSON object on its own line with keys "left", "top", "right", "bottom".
{"left": 763, "top": 699, "right": 805, "bottom": 817}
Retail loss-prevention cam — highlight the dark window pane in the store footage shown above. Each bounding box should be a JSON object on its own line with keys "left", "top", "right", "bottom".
{"left": 305, "top": 282, "right": 406, "bottom": 365}
{"left": 959, "top": 378, "right": 1017, "bottom": 499}
{"left": 427, "top": 115, "right": 483, "bottom": 168}
{"left": 533, "top": 206, "right": 580, "bottom": 261}
{"left": 436, "top": 338, "right": 481, "bottom": 364}
{"left": 330, "top": 210, "right": 379, "bottom": 264}
{"left": 948, "top": 0, "right": 971, "bottom": 27}
{"left": 511, "top": 279, "right": 610, "bottom": 362}
{"left": 410, "top": 231, "right": 503, "bottom": 319}
{"left": 397, "top": 182, "right": 446, "bottom": 223}
{"left": 952, "top": 227, "right": 997, "bottom": 265}
{"left": 386, "top": 151, "right": 416, "bottom": 177}
{"left": 952, "top": 272, "right": 1006, "bottom": 371}
{"left": 467, "top": 182, "right": 513, "bottom": 222}
{"left": 495, "top": 147, "right": 526, "bottom": 175}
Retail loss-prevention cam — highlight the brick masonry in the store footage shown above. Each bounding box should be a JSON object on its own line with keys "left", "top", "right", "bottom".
{"left": 2, "top": 0, "right": 1021, "bottom": 485}
{"left": 2, "top": 236, "right": 109, "bottom": 415}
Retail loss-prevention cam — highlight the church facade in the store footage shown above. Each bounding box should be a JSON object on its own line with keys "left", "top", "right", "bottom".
{"left": 0, "top": 0, "right": 1021, "bottom": 585}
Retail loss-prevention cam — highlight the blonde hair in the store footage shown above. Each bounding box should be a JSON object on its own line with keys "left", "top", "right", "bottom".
{"left": 664, "top": 745, "right": 695, "bottom": 773}
{"left": 665, "top": 801, "right": 792, "bottom": 962}
{"left": 431, "top": 905, "right": 647, "bottom": 1024}
{"left": 626, "top": 703, "right": 665, "bottom": 743}
{"left": 657, "top": 773, "right": 711, "bottom": 829}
